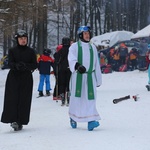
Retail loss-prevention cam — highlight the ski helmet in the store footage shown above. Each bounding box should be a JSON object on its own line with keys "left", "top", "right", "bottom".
{"left": 62, "top": 37, "right": 70, "bottom": 46}
{"left": 15, "top": 30, "right": 28, "bottom": 39}
{"left": 43, "top": 48, "right": 51, "bottom": 55}
{"left": 77, "top": 26, "right": 91, "bottom": 40}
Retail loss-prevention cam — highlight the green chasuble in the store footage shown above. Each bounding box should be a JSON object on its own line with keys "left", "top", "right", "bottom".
{"left": 75, "top": 41, "right": 95, "bottom": 100}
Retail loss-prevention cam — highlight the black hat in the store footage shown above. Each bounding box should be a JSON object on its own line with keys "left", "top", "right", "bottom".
{"left": 43, "top": 48, "right": 51, "bottom": 56}
{"left": 62, "top": 37, "right": 70, "bottom": 46}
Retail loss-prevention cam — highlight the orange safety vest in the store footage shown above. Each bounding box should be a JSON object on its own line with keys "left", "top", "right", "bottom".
{"left": 113, "top": 53, "right": 120, "bottom": 60}
{"left": 129, "top": 53, "right": 137, "bottom": 60}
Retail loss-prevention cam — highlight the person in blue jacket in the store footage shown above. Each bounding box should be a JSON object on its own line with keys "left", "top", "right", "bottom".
{"left": 37, "top": 48, "right": 54, "bottom": 96}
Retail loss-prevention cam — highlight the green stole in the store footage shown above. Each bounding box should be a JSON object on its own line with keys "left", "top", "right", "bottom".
{"left": 75, "top": 41, "right": 94, "bottom": 100}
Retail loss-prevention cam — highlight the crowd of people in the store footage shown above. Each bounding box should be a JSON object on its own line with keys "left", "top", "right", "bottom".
{"left": 99, "top": 42, "right": 150, "bottom": 73}
{"left": 1, "top": 28, "right": 150, "bottom": 132}
{"left": 1, "top": 26, "right": 102, "bottom": 132}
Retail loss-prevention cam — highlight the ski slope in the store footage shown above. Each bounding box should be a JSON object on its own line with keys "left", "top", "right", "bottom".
{"left": 0, "top": 69, "right": 150, "bottom": 150}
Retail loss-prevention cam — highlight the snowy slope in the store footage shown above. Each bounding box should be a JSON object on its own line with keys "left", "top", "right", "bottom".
{"left": 0, "top": 69, "right": 150, "bottom": 150}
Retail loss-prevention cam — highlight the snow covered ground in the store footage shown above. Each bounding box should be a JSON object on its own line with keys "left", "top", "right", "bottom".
{"left": 0, "top": 69, "right": 150, "bottom": 150}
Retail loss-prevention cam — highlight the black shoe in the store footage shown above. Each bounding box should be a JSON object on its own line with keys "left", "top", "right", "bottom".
{"left": 39, "top": 91, "right": 44, "bottom": 97}
{"left": 146, "top": 85, "right": 150, "bottom": 91}
{"left": 61, "top": 101, "right": 65, "bottom": 106}
{"left": 60, "top": 93, "right": 65, "bottom": 106}
{"left": 70, "top": 118, "right": 77, "bottom": 128}
{"left": 46, "top": 91, "right": 50, "bottom": 96}
{"left": 11, "top": 122, "right": 23, "bottom": 131}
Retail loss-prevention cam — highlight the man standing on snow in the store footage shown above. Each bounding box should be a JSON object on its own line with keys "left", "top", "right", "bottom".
{"left": 68, "top": 26, "right": 102, "bottom": 131}
{"left": 1, "top": 30, "right": 37, "bottom": 131}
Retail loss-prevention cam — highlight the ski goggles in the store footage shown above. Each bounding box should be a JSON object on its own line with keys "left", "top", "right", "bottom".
{"left": 15, "top": 30, "right": 27, "bottom": 38}
{"left": 77, "top": 26, "right": 91, "bottom": 34}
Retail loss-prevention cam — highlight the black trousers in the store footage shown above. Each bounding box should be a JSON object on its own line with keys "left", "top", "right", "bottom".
{"left": 59, "top": 68, "right": 71, "bottom": 95}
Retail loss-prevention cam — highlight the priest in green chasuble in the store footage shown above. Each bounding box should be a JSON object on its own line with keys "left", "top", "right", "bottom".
{"left": 68, "top": 26, "right": 102, "bottom": 131}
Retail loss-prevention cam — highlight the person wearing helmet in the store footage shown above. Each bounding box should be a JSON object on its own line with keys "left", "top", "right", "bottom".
{"left": 68, "top": 26, "right": 102, "bottom": 131}
{"left": 1, "top": 29, "right": 37, "bottom": 131}
{"left": 53, "top": 37, "right": 71, "bottom": 106}
{"left": 146, "top": 44, "right": 150, "bottom": 91}
{"left": 37, "top": 48, "right": 54, "bottom": 97}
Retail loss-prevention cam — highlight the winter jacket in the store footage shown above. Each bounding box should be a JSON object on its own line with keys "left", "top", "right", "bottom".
{"left": 38, "top": 54, "right": 54, "bottom": 75}
{"left": 129, "top": 51, "right": 137, "bottom": 60}
{"left": 8, "top": 45, "right": 37, "bottom": 72}
{"left": 119, "top": 46, "right": 128, "bottom": 57}
{"left": 113, "top": 50, "right": 120, "bottom": 60}
{"left": 54, "top": 45, "right": 70, "bottom": 71}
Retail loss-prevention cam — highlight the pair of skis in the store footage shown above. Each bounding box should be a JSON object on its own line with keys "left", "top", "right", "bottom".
{"left": 113, "top": 94, "right": 139, "bottom": 104}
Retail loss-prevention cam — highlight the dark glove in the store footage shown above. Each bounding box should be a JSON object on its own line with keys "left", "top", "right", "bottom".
{"left": 75, "top": 62, "right": 86, "bottom": 74}
{"left": 16, "top": 62, "right": 27, "bottom": 71}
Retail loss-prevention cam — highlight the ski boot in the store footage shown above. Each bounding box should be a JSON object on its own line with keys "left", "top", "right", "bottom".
{"left": 146, "top": 85, "right": 150, "bottom": 91}
{"left": 66, "top": 92, "right": 70, "bottom": 106}
{"left": 60, "top": 93, "right": 65, "bottom": 106}
{"left": 88, "top": 121, "right": 100, "bottom": 131}
{"left": 46, "top": 90, "right": 51, "bottom": 96}
{"left": 70, "top": 118, "right": 77, "bottom": 129}
{"left": 11, "top": 122, "right": 23, "bottom": 131}
{"left": 39, "top": 91, "right": 44, "bottom": 97}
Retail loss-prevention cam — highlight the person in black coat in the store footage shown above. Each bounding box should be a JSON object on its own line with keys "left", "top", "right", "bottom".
{"left": 53, "top": 44, "right": 63, "bottom": 100}
{"left": 54, "top": 37, "right": 71, "bottom": 106}
{"left": 1, "top": 30, "right": 37, "bottom": 131}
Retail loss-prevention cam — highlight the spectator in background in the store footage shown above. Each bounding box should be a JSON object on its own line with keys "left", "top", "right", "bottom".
{"left": 128, "top": 48, "right": 138, "bottom": 71}
{"left": 112, "top": 46, "right": 120, "bottom": 71}
{"left": 145, "top": 44, "right": 150, "bottom": 90}
{"left": 138, "top": 39, "right": 148, "bottom": 69}
{"left": 118, "top": 43, "right": 128, "bottom": 65}
{"left": 107, "top": 47, "right": 115, "bottom": 65}
{"left": 70, "top": 39, "right": 75, "bottom": 45}
{"left": 37, "top": 48, "right": 54, "bottom": 97}
{"left": 54, "top": 37, "right": 71, "bottom": 106}
{"left": 53, "top": 44, "right": 63, "bottom": 100}
{"left": 99, "top": 52, "right": 108, "bottom": 71}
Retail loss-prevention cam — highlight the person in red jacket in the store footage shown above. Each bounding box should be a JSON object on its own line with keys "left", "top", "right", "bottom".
{"left": 146, "top": 44, "right": 150, "bottom": 91}
{"left": 37, "top": 49, "right": 54, "bottom": 96}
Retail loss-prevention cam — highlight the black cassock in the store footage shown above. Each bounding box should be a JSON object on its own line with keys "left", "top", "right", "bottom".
{"left": 1, "top": 45, "right": 37, "bottom": 125}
